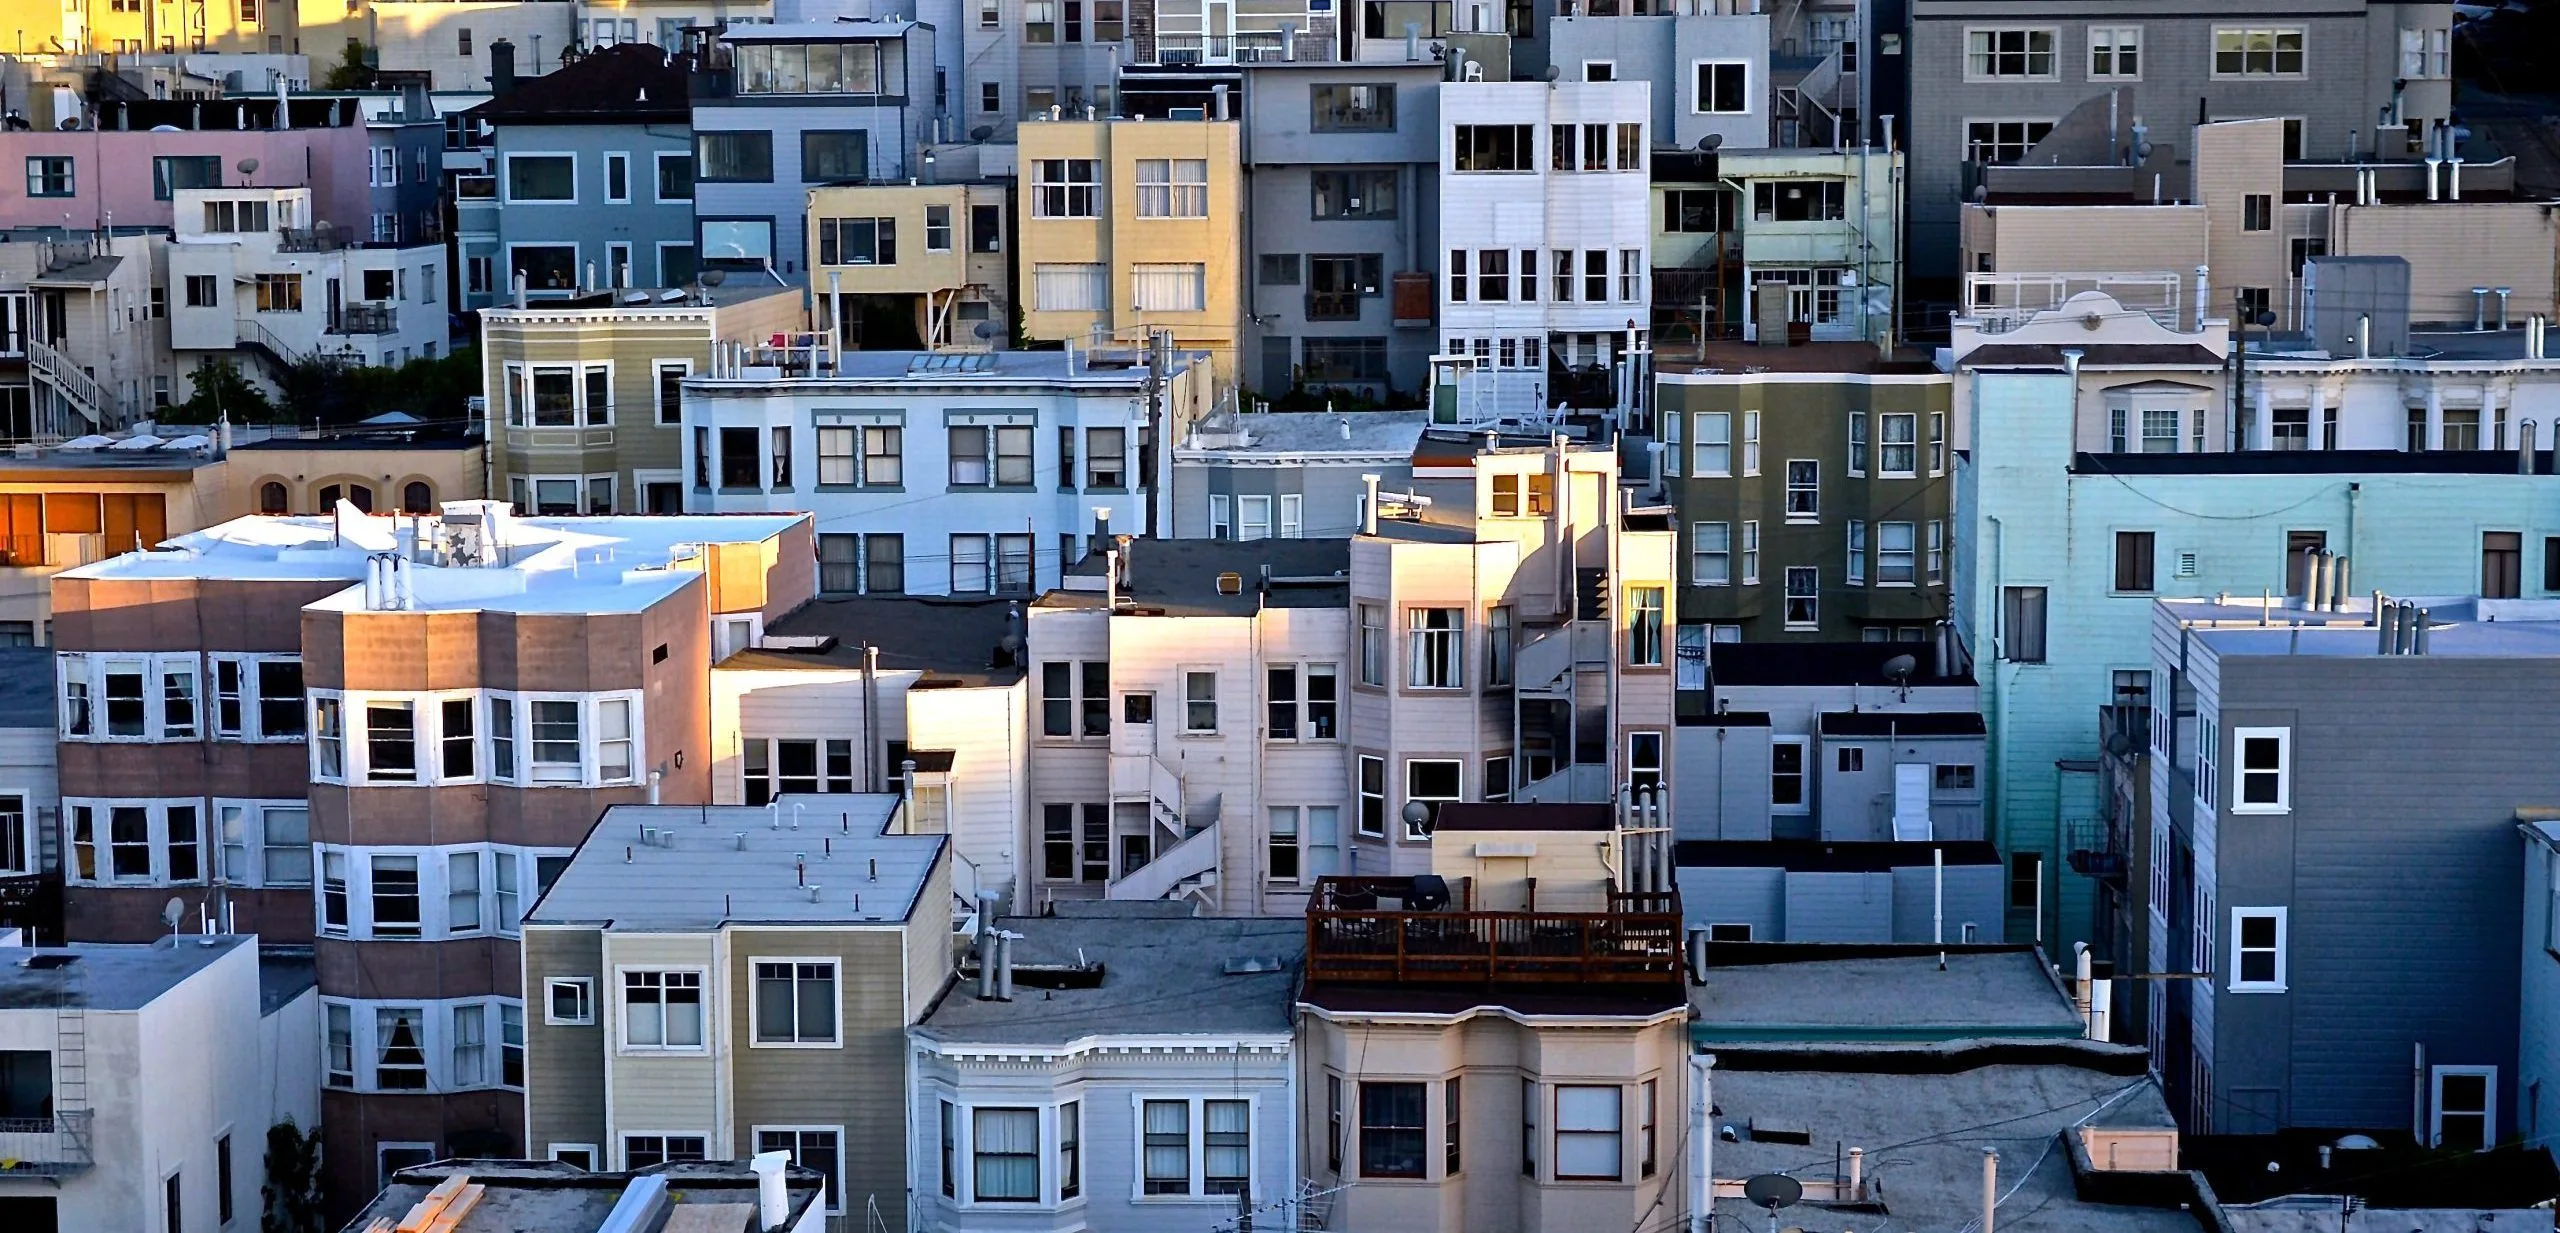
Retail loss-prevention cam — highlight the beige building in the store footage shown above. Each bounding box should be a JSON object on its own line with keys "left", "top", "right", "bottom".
{"left": 1962, "top": 117, "right": 2560, "bottom": 333}
{"left": 1299, "top": 823, "right": 1689, "bottom": 1233}
{"left": 479, "top": 283, "right": 803, "bottom": 514}
{"left": 1016, "top": 118, "right": 1245, "bottom": 387}
{"left": 806, "top": 183, "right": 1013, "bottom": 352}
{"left": 522, "top": 794, "right": 953, "bottom": 1233}
{"left": 222, "top": 427, "right": 488, "bottom": 518}
{"left": 20, "top": 0, "right": 301, "bottom": 55}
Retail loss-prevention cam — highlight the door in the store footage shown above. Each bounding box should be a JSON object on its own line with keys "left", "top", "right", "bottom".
{"left": 2283, "top": 530, "right": 2326, "bottom": 596}
{"left": 608, "top": 243, "right": 633, "bottom": 290}
{"left": 1306, "top": 804, "right": 1343, "bottom": 878}
{"left": 325, "top": 277, "right": 343, "bottom": 333}
{"left": 1112, "top": 692, "right": 1156, "bottom": 756}
{"left": 1891, "top": 762, "right": 1932, "bottom": 840}
{"left": 1207, "top": 0, "right": 1232, "bottom": 58}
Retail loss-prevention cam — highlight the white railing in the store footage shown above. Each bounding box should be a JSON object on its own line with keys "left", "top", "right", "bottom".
{"left": 26, "top": 338, "right": 106, "bottom": 425}
{"left": 0, "top": 1112, "right": 92, "bottom": 1173}
{"left": 1961, "top": 272, "right": 2185, "bottom": 334}
{"left": 1110, "top": 752, "right": 1186, "bottom": 837}
{"left": 1514, "top": 763, "right": 1615, "bottom": 805}
{"left": 1106, "top": 818, "right": 1220, "bottom": 902}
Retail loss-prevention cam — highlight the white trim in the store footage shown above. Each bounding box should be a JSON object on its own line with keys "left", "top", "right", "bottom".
{"left": 746, "top": 955, "right": 845, "bottom": 1048}
{"left": 614, "top": 964, "right": 714, "bottom": 1054}
{"left": 2226, "top": 905, "right": 2287, "bottom": 993}
{"left": 602, "top": 151, "right": 632, "bottom": 205}
{"left": 2429, "top": 1065, "right": 2498, "bottom": 1149}
{"left": 751, "top": 1124, "right": 849, "bottom": 1214}
{"left": 501, "top": 151, "right": 580, "bottom": 204}
{"left": 547, "top": 1143, "right": 600, "bottom": 1170}
{"left": 319, "top": 994, "right": 524, "bottom": 1094}
{"left": 545, "top": 976, "right": 597, "bottom": 1026}
{"left": 2229, "top": 725, "right": 2291, "bottom": 814}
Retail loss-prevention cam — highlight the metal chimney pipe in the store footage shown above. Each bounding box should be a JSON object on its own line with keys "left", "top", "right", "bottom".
{"left": 2523, "top": 420, "right": 2538, "bottom": 475}
{"left": 2330, "top": 557, "right": 2349, "bottom": 611}
{"left": 1360, "top": 473, "right": 1381, "bottom": 535}
{"left": 2193, "top": 265, "right": 2210, "bottom": 331}
{"left": 1982, "top": 1148, "right": 2000, "bottom": 1233}
{"left": 2474, "top": 287, "right": 2490, "bottom": 332}
{"left": 2378, "top": 601, "right": 2396, "bottom": 654}
{"left": 2415, "top": 608, "right": 2432, "bottom": 654}
{"left": 2498, "top": 287, "right": 2512, "bottom": 330}
{"left": 2427, "top": 156, "right": 2442, "bottom": 201}
{"left": 974, "top": 892, "right": 999, "bottom": 998}
{"left": 995, "top": 931, "right": 1016, "bottom": 999}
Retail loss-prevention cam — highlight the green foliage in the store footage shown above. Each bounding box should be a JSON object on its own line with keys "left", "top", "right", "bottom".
{"left": 321, "top": 40, "right": 374, "bottom": 91}
{"left": 166, "top": 358, "right": 277, "bottom": 425}
{"left": 279, "top": 346, "right": 481, "bottom": 429}
{"left": 261, "top": 1119, "right": 324, "bottom": 1233}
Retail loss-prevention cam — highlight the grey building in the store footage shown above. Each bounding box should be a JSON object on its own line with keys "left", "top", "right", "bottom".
{"left": 1172, "top": 409, "right": 1426, "bottom": 539}
{"left": 1239, "top": 58, "right": 1444, "bottom": 399}
{"left": 1903, "top": 0, "right": 2456, "bottom": 292}
{"left": 468, "top": 42, "right": 698, "bottom": 305}
{"left": 359, "top": 91, "right": 448, "bottom": 251}
{"left": 692, "top": 20, "right": 942, "bottom": 280}
{"left": 958, "top": 0, "right": 1122, "bottom": 142}
{"left": 1545, "top": 9, "right": 1769, "bottom": 151}
{"left": 2127, "top": 597, "right": 2544, "bottom": 1142}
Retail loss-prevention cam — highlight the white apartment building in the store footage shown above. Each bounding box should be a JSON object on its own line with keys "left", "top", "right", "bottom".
{"left": 0, "top": 937, "right": 319, "bottom": 1233}
{"left": 1437, "top": 80, "right": 1656, "bottom": 427}
{"left": 681, "top": 348, "right": 1215, "bottom": 598}
{"left": 711, "top": 596, "right": 1032, "bottom": 909}
{"left": 165, "top": 187, "right": 445, "bottom": 398}
{"left": 0, "top": 233, "right": 171, "bottom": 436}
{"left": 1024, "top": 433, "right": 1678, "bottom": 913}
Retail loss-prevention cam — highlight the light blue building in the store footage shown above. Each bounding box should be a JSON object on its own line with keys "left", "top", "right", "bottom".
{"left": 1953, "top": 293, "right": 2560, "bottom": 953}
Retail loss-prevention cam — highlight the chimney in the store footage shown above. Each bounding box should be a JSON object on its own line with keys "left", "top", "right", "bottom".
{"left": 995, "top": 931, "right": 1016, "bottom": 999}
{"left": 2192, "top": 265, "right": 2209, "bottom": 331}
{"left": 2474, "top": 287, "right": 2489, "bottom": 332}
{"left": 1360, "top": 473, "right": 1381, "bottom": 534}
{"left": 973, "top": 893, "right": 1000, "bottom": 998}
{"left": 2522, "top": 420, "right": 2537, "bottom": 475}
{"left": 489, "top": 39, "right": 518, "bottom": 96}
{"left": 2497, "top": 287, "right": 2512, "bottom": 331}
{"left": 1982, "top": 1149, "right": 2000, "bottom": 1233}
{"left": 2427, "top": 154, "right": 2442, "bottom": 200}
{"left": 750, "top": 1150, "right": 790, "bottom": 1231}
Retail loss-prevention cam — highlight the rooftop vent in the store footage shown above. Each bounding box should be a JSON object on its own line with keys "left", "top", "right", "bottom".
{"left": 1216, "top": 571, "right": 1243, "bottom": 595}
{"left": 762, "top": 635, "right": 839, "bottom": 654}
{"left": 21, "top": 953, "right": 79, "bottom": 969}
{"left": 1748, "top": 1119, "right": 1813, "bottom": 1145}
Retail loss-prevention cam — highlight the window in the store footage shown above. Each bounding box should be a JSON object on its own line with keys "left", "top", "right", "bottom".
{"left": 1314, "top": 84, "right": 1396, "bottom": 132}
{"left": 2115, "top": 531, "right": 2156, "bottom": 592}
{"left": 1878, "top": 522, "right": 1916, "bottom": 585}
{"left": 623, "top": 970, "right": 705, "bottom": 1049}
{"left": 750, "top": 960, "right": 838, "bottom": 1046}
{"left": 1361, "top": 1083, "right": 1426, "bottom": 1178}
{"left": 1355, "top": 755, "right": 1389, "bottom": 837}
{"left": 2233, "top": 727, "right": 2290, "bottom": 812}
{"left": 1692, "top": 522, "right": 1732, "bottom": 586}
{"left": 504, "top": 154, "right": 574, "bottom": 202}
{"left": 1847, "top": 522, "right": 1867, "bottom": 586}
{"left": 815, "top": 216, "right": 897, "bottom": 266}
{"left": 2230, "top": 907, "right": 2287, "bottom": 991}
{"left": 1968, "top": 27, "right": 2057, "bottom": 78}
{"left": 1785, "top": 460, "right": 1819, "bottom": 517}
{"left": 1640, "top": 1079, "right": 1658, "bottom": 1178}
{"left": 2089, "top": 25, "right": 2141, "bottom": 77}
{"left": 254, "top": 274, "right": 303, "bottom": 313}
{"left": 1965, "top": 120, "right": 2055, "bottom": 164}
{"left": 1133, "top": 263, "right": 1207, "bottom": 312}
{"left": 696, "top": 130, "right": 774, "bottom": 181}
{"left": 1358, "top": 605, "right": 1387, "bottom": 686}
{"left": 1143, "top": 1100, "right": 1193, "bottom": 1193}
{"left": 1408, "top": 608, "right": 1464, "bottom": 688}
{"left": 1491, "top": 473, "right": 1554, "bottom": 517}
{"left": 1136, "top": 159, "right": 1211, "bottom": 217}
{"left": 1269, "top": 806, "right": 1302, "bottom": 881}
{"left": 1880, "top": 413, "right": 1917, "bottom": 475}
{"left": 758, "top": 1128, "right": 844, "bottom": 1214}
{"left": 2011, "top": 852, "right": 2044, "bottom": 910}
{"left": 1664, "top": 189, "right": 1733, "bottom": 234}
{"left": 153, "top": 154, "right": 220, "bottom": 200}
{"left": 624, "top": 1135, "right": 708, "bottom": 1169}
{"left": 1784, "top": 567, "right": 1818, "bottom": 629}
{"left": 1769, "top": 738, "right": 1806, "bottom": 807}
{"left": 2434, "top": 1067, "right": 2497, "bottom": 1151}
{"left": 1033, "top": 158, "right": 1100, "bottom": 217}
{"left": 1754, "top": 180, "right": 1846, "bottom": 221}
{"left": 1694, "top": 61, "right": 1748, "bottom": 112}
{"left": 365, "top": 854, "right": 421, "bottom": 937}
{"left": 547, "top": 977, "right": 595, "bottom": 1025}
{"left": 2242, "top": 193, "right": 2273, "bottom": 232}
{"left": 1627, "top": 588, "right": 1664, "bottom": 666}
{"left": 1453, "top": 124, "right": 1535, "bottom": 172}
{"left": 1555, "top": 1087, "right": 1623, "bottom": 1180}
{"left": 452, "top": 1002, "right": 488, "bottom": 1086}
{"left": 2002, "top": 586, "right": 2047, "bottom": 663}
{"left": 1184, "top": 669, "right": 1219, "bottom": 732}
{"left": 374, "top": 1007, "right": 428, "bottom": 1089}
{"left": 1312, "top": 169, "right": 1398, "bottom": 219}
{"left": 25, "top": 156, "right": 73, "bottom": 197}
{"left": 1691, "top": 412, "right": 1731, "bottom": 475}
{"left": 801, "top": 130, "right": 869, "bottom": 183}
{"left": 1477, "top": 249, "right": 1511, "bottom": 302}
{"left": 2485, "top": 531, "right": 2523, "bottom": 599}
{"left": 2214, "top": 27, "right": 2305, "bottom": 76}
{"left": 1847, "top": 413, "right": 1869, "bottom": 475}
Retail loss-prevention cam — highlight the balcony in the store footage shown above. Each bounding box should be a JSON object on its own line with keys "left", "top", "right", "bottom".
{"left": 1305, "top": 876, "right": 1682, "bottom": 987}
{"left": 2064, "top": 817, "right": 2129, "bottom": 886}
{"left": 277, "top": 225, "right": 350, "bottom": 254}
{"left": 0, "top": 1112, "right": 93, "bottom": 1176}
{"left": 1305, "top": 291, "right": 1361, "bottom": 322}
{"left": 330, "top": 303, "right": 397, "bottom": 335}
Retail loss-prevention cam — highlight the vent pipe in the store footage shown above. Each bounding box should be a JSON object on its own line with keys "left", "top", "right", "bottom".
{"left": 2498, "top": 287, "right": 2512, "bottom": 331}
{"left": 2523, "top": 420, "right": 2538, "bottom": 475}
{"left": 2474, "top": 287, "right": 2490, "bottom": 332}
{"left": 750, "top": 1151, "right": 790, "bottom": 1231}
{"left": 1684, "top": 925, "right": 1707, "bottom": 984}
{"left": 2414, "top": 607, "right": 2431, "bottom": 654}
{"left": 996, "top": 931, "right": 1016, "bottom": 1000}
{"left": 2427, "top": 154, "right": 2443, "bottom": 200}
{"left": 974, "top": 892, "right": 1000, "bottom": 999}
{"left": 2331, "top": 557, "right": 2350, "bottom": 611}
{"left": 2192, "top": 266, "right": 2209, "bottom": 331}
{"left": 1982, "top": 1149, "right": 1999, "bottom": 1233}
{"left": 1360, "top": 473, "right": 1381, "bottom": 535}
{"left": 2358, "top": 314, "right": 2372, "bottom": 359}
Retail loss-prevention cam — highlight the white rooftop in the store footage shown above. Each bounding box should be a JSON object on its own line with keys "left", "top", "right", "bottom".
{"left": 528, "top": 796, "right": 944, "bottom": 930}
{"left": 59, "top": 503, "right": 806, "bottom": 617}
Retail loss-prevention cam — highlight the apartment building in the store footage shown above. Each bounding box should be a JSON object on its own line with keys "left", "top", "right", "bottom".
{"left": 692, "top": 20, "right": 942, "bottom": 280}
{"left": 0, "top": 648, "right": 62, "bottom": 940}
{"left": 711, "top": 596, "right": 1030, "bottom": 906}
{"left": 225, "top": 421, "right": 488, "bottom": 517}
{"left": 165, "top": 186, "right": 446, "bottom": 393}
{"left": 364, "top": 4, "right": 581, "bottom": 91}
{"left": 2519, "top": 819, "right": 2560, "bottom": 1153}
{"left": 1649, "top": 145, "right": 1904, "bottom": 347}
{"left": 0, "top": 233, "right": 170, "bottom": 436}
{"left": 0, "top": 95, "right": 372, "bottom": 235}
{"left": 681, "top": 347, "right": 1213, "bottom": 592}
{"left": 2114, "top": 599, "right": 2560, "bottom": 1142}
{"left": 908, "top": 904, "right": 1301, "bottom": 1232}
{"left": 464, "top": 41, "right": 699, "bottom": 308}
{"left": 1546, "top": 0, "right": 1768, "bottom": 152}
{"left": 1017, "top": 117, "right": 1246, "bottom": 385}
{"left": 805, "top": 183, "right": 1013, "bottom": 351}
{"left": 958, "top": 0, "right": 1124, "bottom": 143}
{"left": 521, "top": 795, "right": 952, "bottom": 1233}
{"left": 1951, "top": 294, "right": 2560, "bottom": 954}
{"left": 0, "top": 938, "right": 319, "bottom": 1233}
{"left": 1656, "top": 342, "right": 1952, "bottom": 643}
{"left": 1298, "top": 836, "right": 1689, "bottom": 1233}
{"left": 1171, "top": 409, "right": 1428, "bottom": 541}
{"left": 347, "top": 1159, "right": 827, "bottom": 1233}
{"left": 479, "top": 281, "right": 803, "bottom": 515}
{"left": 1240, "top": 58, "right": 1444, "bottom": 399}
{"left": 1904, "top": 0, "right": 2457, "bottom": 284}
{"left": 50, "top": 503, "right": 815, "bottom": 1212}
{"left": 1435, "top": 80, "right": 1653, "bottom": 427}
{"left": 1962, "top": 118, "right": 2559, "bottom": 335}
{"left": 574, "top": 0, "right": 778, "bottom": 51}
{"left": 10, "top": 0, "right": 302, "bottom": 58}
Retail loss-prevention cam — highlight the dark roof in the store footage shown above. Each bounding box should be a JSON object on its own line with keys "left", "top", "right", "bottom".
{"left": 1045, "top": 538, "right": 1350, "bottom": 616}
{"left": 724, "top": 596, "right": 1027, "bottom": 686}
{"left": 1818, "top": 710, "right": 1986, "bottom": 737}
{"left": 1675, "top": 839, "right": 2004, "bottom": 872}
{"left": 471, "top": 44, "right": 690, "bottom": 124}
{"left": 1709, "top": 641, "right": 1972, "bottom": 688}
{"left": 2076, "top": 449, "right": 2558, "bottom": 477}
{"left": 1677, "top": 709, "right": 1772, "bottom": 727}
{"left": 1298, "top": 982, "right": 1689, "bottom": 1017}
{"left": 1961, "top": 343, "right": 2225, "bottom": 368}
{"left": 258, "top": 946, "right": 316, "bottom": 1016}
{"left": 1432, "top": 802, "right": 1614, "bottom": 832}
{"left": 919, "top": 913, "right": 1304, "bottom": 1043}
{"left": 1660, "top": 340, "right": 1945, "bottom": 375}
{"left": 230, "top": 427, "right": 481, "bottom": 452}
{"left": 904, "top": 749, "right": 956, "bottom": 774}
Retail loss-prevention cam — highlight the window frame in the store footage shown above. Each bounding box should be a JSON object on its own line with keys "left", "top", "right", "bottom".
{"left": 749, "top": 956, "right": 843, "bottom": 1048}
{"left": 2230, "top": 726, "right": 2291, "bottom": 814}
{"left": 617, "top": 967, "right": 711, "bottom": 1054}
{"left": 2227, "top": 906, "right": 2288, "bottom": 993}
{"left": 1965, "top": 26, "right": 2060, "bottom": 81}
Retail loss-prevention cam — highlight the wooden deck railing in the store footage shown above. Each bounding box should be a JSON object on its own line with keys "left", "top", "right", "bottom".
{"left": 1306, "top": 879, "right": 1682, "bottom": 987}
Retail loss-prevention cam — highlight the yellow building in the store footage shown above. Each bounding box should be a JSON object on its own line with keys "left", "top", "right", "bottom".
{"left": 1016, "top": 117, "right": 1243, "bottom": 385}
{"left": 29, "top": 0, "right": 301, "bottom": 55}
{"left": 805, "top": 183, "right": 1013, "bottom": 351}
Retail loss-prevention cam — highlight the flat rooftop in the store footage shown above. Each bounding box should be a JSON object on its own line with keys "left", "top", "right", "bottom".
{"left": 918, "top": 906, "right": 1302, "bottom": 1045}
{"left": 689, "top": 347, "right": 1210, "bottom": 391}
{"left": 1710, "top": 1056, "right": 2198, "bottom": 1233}
{"left": 0, "top": 936, "right": 248, "bottom": 1011}
{"left": 1689, "top": 948, "right": 2084, "bottom": 1042}
{"left": 2075, "top": 449, "right": 2560, "bottom": 477}
{"left": 481, "top": 281, "right": 801, "bottom": 312}
{"left": 723, "top": 596, "right": 1028, "bottom": 686}
{"left": 1676, "top": 838, "right": 2005, "bottom": 873}
{"left": 1711, "top": 640, "right": 1975, "bottom": 689}
{"left": 527, "top": 795, "right": 943, "bottom": 931}
{"left": 2165, "top": 597, "right": 2560, "bottom": 660}
{"left": 351, "top": 1160, "right": 824, "bottom": 1233}
{"left": 1658, "top": 340, "right": 1944, "bottom": 376}
{"left": 1177, "top": 410, "right": 1430, "bottom": 457}
{"left": 1042, "top": 538, "right": 1349, "bottom": 617}
{"left": 60, "top": 507, "right": 805, "bottom": 617}
{"left": 0, "top": 435, "right": 222, "bottom": 473}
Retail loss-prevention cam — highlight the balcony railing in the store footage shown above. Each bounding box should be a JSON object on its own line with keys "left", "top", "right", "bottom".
{"left": 0, "top": 1113, "right": 93, "bottom": 1175}
{"left": 331, "top": 303, "right": 397, "bottom": 335}
{"left": 1306, "top": 876, "right": 1682, "bottom": 987}
{"left": 277, "top": 226, "right": 349, "bottom": 254}
{"left": 1305, "top": 291, "right": 1361, "bottom": 322}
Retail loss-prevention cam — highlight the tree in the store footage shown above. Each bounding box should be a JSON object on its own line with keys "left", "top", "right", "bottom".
{"left": 321, "top": 39, "right": 374, "bottom": 91}
{"left": 167, "top": 357, "right": 278, "bottom": 425}
{"left": 261, "top": 1119, "right": 324, "bottom": 1233}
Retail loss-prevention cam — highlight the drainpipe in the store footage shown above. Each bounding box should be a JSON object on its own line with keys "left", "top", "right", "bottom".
{"left": 1688, "top": 1052, "right": 1715, "bottom": 1233}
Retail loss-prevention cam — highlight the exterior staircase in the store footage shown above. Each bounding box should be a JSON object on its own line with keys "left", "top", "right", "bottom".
{"left": 25, "top": 338, "right": 107, "bottom": 430}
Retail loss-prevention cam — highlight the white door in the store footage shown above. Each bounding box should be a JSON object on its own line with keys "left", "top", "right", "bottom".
{"left": 1891, "top": 762, "right": 1933, "bottom": 840}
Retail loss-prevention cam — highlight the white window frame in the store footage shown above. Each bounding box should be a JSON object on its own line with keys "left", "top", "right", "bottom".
{"left": 2227, "top": 906, "right": 2287, "bottom": 993}
{"left": 64, "top": 798, "right": 205, "bottom": 887}
{"left": 1770, "top": 735, "right": 1811, "bottom": 813}
{"left": 1690, "top": 59, "right": 1751, "bottom": 114}
{"left": 59, "top": 652, "right": 218, "bottom": 743}
{"left": 753, "top": 1125, "right": 849, "bottom": 1215}
{"left": 616, "top": 966, "right": 712, "bottom": 1054}
{"left": 2431, "top": 1065, "right": 2498, "bottom": 1150}
{"left": 1965, "top": 26, "right": 2060, "bottom": 81}
{"left": 1691, "top": 521, "right": 1731, "bottom": 586}
{"left": 748, "top": 956, "right": 844, "bottom": 1048}
{"left": 2088, "top": 25, "right": 2142, "bottom": 79}
{"left": 2211, "top": 26, "right": 2307, "bottom": 79}
{"left": 1690, "top": 411, "right": 1731, "bottom": 476}
{"left": 545, "top": 976, "right": 596, "bottom": 1025}
{"left": 2230, "top": 726, "right": 2290, "bottom": 814}
{"left": 1125, "top": 1092, "right": 1259, "bottom": 1203}
{"left": 500, "top": 151, "right": 579, "bottom": 205}
{"left": 317, "top": 994, "right": 526, "bottom": 1094}
{"left": 603, "top": 151, "right": 632, "bottom": 204}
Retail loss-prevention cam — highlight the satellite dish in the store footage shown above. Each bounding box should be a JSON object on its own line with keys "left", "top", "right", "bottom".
{"left": 1699, "top": 133, "right": 1724, "bottom": 151}
{"left": 237, "top": 157, "right": 259, "bottom": 175}
{"left": 699, "top": 268, "right": 727, "bottom": 287}
{"left": 161, "top": 897, "right": 186, "bottom": 930}
{"left": 969, "top": 124, "right": 994, "bottom": 141}
{"left": 2333, "top": 1134, "right": 2383, "bottom": 1151}
{"left": 2253, "top": 310, "right": 2278, "bottom": 328}
{"left": 1542, "top": 65, "right": 1561, "bottom": 82}
{"left": 1401, "top": 800, "right": 1432, "bottom": 830}
{"left": 973, "top": 320, "right": 1000, "bottom": 339}
{"left": 1882, "top": 654, "right": 1917, "bottom": 683}
{"left": 1970, "top": 184, "right": 1991, "bottom": 203}
{"left": 1743, "top": 1174, "right": 1804, "bottom": 1211}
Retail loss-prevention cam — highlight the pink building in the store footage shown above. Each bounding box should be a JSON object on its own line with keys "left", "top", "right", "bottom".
{"left": 0, "top": 96, "right": 371, "bottom": 234}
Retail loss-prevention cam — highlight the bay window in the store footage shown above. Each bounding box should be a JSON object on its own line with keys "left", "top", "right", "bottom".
{"left": 1555, "top": 1086, "right": 1624, "bottom": 1180}
{"left": 973, "top": 1109, "right": 1039, "bottom": 1202}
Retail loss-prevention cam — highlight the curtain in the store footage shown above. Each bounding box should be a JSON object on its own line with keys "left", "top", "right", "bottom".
{"left": 974, "top": 1108, "right": 1039, "bottom": 1200}
{"left": 1034, "top": 264, "right": 1107, "bottom": 312}
{"left": 1205, "top": 1100, "right": 1251, "bottom": 1190}
{"left": 1554, "top": 1086, "right": 1622, "bottom": 1179}
{"left": 1132, "top": 264, "right": 1206, "bottom": 312}
{"left": 1143, "top": 1100, "right": 1191, "bottom": 1189}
